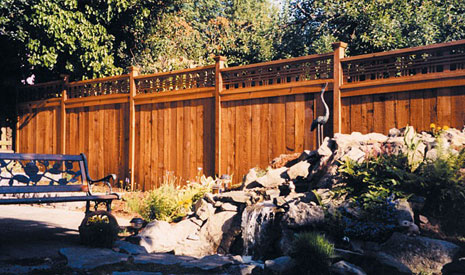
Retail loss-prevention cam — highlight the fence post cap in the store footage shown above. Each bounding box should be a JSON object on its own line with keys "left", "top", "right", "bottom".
{"left": 60, "top": 74, "right": 70, "bottom": 82}
{"left": 213, "top": 56, "right": 227, "bottom": 62}
{"left": 332, "top": 42, "right": 348, "bottom": 49}
{"left": 128, "top": 66, "right": 141, "bottom": 74}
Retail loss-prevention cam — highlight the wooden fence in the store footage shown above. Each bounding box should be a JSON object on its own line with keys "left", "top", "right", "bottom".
{"left": 16, "top": 40, "right": 465, "bottom": 190}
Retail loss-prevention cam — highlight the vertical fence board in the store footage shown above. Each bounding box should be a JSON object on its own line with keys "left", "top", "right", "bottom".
{"left": 437, "top": 88, "right": 452, "bottom": 127}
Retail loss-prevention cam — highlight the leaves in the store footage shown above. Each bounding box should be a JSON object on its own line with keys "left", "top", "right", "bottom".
{"left": 282, "top": 0, "right": 465, "bottom": 57}
{"left": 12, "top": 174, "right": 30, "bottom": 184}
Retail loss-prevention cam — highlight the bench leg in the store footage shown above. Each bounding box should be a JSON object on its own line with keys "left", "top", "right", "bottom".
{"left": 85, "top": 201, "right": 91, "bottom": 214}
{"left": 106, "top": 200, "right": 112, "bottom": 212}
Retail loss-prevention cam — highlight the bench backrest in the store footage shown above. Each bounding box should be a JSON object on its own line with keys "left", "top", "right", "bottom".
{"left": 0, "top": 153, "right": 90, "bottom": 194}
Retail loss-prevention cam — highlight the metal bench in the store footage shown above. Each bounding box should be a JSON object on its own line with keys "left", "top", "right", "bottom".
{"left": 0, "top": 153, "right": 119, "bottom": 213}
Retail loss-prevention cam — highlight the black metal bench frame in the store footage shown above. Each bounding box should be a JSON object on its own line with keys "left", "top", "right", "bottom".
{"left": 0, "top": 153, "right": 119, "bottom": 213}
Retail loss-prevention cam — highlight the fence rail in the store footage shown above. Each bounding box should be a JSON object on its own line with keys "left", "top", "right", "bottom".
{"left": 15, "top": 40, "right": 465, "bottom": 190}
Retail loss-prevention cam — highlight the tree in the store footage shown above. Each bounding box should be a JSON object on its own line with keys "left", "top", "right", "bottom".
{"left": 0, "top": 0, "right": 178, "bottom": 81}
{"left": 133, "top": 0, "right": 283, "bottom": 73}
{"left": 280, "top": 0, "right": 465, "bottom": 57}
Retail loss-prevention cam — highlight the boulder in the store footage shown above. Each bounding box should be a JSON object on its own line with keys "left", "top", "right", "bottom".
{"left": 220, "top": 202, "right": 238, "bottom": 212}
{"left": 345, "top": 147, "right": 365, "bottom": 162}
{"left": 139, "top": 219, "right": 198, "bottom": 253}
{"left": 243, "top": 168, "right": 258, "bottom": 188}
{"left": 59, "top": 247, "right": 128, "bottom": 270}
{"left": 330, "top": 260, "right": 367, "bottom": 275}
{"left": 175, "top": 211, "right": 238, "bottom": 257}
{"left": 270, "top": 152, "right": 301, "bottom": 169}
{"left": 139, "top": 220, "right": 176, "bottom": 253}
{"left": 114, "top": 240, "right": 147, "bottom": 255}
{"left": 180, "top": 254, "right": 235, "bottom": 271}
{"left": 255, "top": 167, "right": 288, "bottom": 189}
{"left": 394, "top": 199, "right": 414, "bottom": 223}
{"left": 216, "top": 190, "right": 255, "bottom": 204}
{"left": 264, "top": 256, "right": 296, "bottom": 273}
{"left": 201, "top": 211, "right": 239, "bottom": 253}
{"left": 286, "top": 160, "right": 311, "bottom": 180}
{"left": 281, "top": 201, "right": 325, "bottom": 229}
{"left": 378, "top": 232, "right": 460, "bottom": 274}
{"left": 194, "top": 199, "right": 215, "bottom": 221}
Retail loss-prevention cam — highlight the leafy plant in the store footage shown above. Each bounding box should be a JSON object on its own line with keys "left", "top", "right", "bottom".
{"left": 125, "top": 171, "right": 214, "bottom": 222}
{"left": 338, "top": 153, "right": 414, "bottom": 205}
{"left": 290, "top": 231, "right": 334, "bottom": 275}
{"left": 338, "top": 132, "right": 465, "bottom": 236}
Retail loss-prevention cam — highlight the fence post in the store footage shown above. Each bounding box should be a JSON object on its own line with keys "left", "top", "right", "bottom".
{"left": 128, "top": 66, "right": 140, "bottom": 191}
{"left": 214, "top": 56, "right": 226, "bottom": 176}
{"left": 59, "top": 74, "right": 69, "bottom": 154}
{"left": 332, "top": 42, "right": 347, "bottom": 134}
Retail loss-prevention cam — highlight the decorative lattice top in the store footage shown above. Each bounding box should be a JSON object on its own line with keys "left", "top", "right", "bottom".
{"left": 135, "top": 66, "right": 216, "bottom": 94}
{"left": 67, "top": 76, "right": 130, "bottom": 99}
{"left": 342, "top": 41, "right": 465, "bottom": 84}
{"left": 222, "top": 54, "right": 333, "bottom": 90}
{"left": 17, "top": 81, "right": 63, "bottom": 102}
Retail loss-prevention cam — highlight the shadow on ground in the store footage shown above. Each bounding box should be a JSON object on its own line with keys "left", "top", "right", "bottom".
{"left": 0, "top": 217, "right": 80, "bottom": 261}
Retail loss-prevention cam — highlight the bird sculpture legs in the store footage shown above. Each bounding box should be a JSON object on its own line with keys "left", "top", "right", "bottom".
{"left": 316, "top": 124, "right": 324, "bottom": 148}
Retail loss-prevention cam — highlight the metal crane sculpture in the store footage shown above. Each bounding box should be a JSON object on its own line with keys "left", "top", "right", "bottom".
{"left": 311, "top": 82, "right": 329, "bottom": 147}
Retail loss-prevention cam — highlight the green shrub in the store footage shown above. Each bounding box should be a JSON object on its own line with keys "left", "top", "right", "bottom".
{"left": 413, "top": 147, "right": 465, "bottom": 234}
{"left": 290, "top": 232, "right": 334, "bottom": 275}
{"left": 337, "top": 134, "right": 465, "bottom": 236}
{"left": 125, "top": 171, "right": 214, "bottom": 222}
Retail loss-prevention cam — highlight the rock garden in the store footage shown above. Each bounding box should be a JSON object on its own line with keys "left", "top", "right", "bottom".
{"left": 95, "top": 124, "right": 465, "bottom": 274}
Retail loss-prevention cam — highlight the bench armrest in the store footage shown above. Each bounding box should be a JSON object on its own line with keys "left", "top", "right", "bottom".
{"left": 88, "top": 174, "right": 116, "bottom": 195}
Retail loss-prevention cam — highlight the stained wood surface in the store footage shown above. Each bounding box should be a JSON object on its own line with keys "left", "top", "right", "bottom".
{"left": 65, "top": 104, "right": 129, "bottom": 182}
{"left": 341, "top": 86, "right": 465, "bottom": 134}
{"left": 133, "top": 98, "right": 214, "bottom": 190}
{"left": 220, "top": 94, "right": 318, "bottom": 180}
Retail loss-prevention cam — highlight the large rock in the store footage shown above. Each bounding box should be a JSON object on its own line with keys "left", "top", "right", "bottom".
{"left": 264, "top": 256, "right": 296, "bottom": 273}
{"left": 215, "top": 190, "right": 255, "bottom": 204}
{"left": 59, "top": 247, "right": 128, "bottom": 270}
{"left": 394, "top": 199, "right": 414, "bottom": 223}
{"left": 175, "top": 211, "right": 238, "bottom": 257}
{"left": 330, "top": 260, "right": 367, "bottom": 275}
{"left": 180, "top": 254, "right": 235, "bottom": 271}
{"left": 378, "top": 232, "right": 460, "bottom": 274}
{"left": 194, "top": 199, "right": 215, "bottom": 221}
{"left": 286, "top": 160, "right": 311, "bottom": 180}
{"left": 114, "top": 240, "right": 147, "bottom": 255}
{"left": 139, "top": 219, "right": 198, "bottom": 253}
{"left": 281, "top": 201, "right": 325, "bottom": 229}
{"left": 254, "top": 167, "right": 288, "bottom": 189}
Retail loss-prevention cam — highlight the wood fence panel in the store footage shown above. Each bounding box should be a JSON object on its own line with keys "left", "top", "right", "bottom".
{"left": 220, "top": 94, "right": 317, "bottom": 181}
{"left": 134, "top": 98, "right": 214, "bottom": 190}
{"left": 451, "top": 87, "right": 465, "bottom": 128}
{"left": 18, "top": 107, "right": 59, "bottom": 154}
{"left": 65, "top": 104, "right": 128, "bottom": 183}
{"left": 342, "top": 86, "right": 465, "bottom": 134}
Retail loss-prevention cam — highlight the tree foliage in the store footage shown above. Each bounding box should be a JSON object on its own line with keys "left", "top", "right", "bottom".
{"left": 281, "top": 0, "right": 465, "bottom": 57}
{"left": 134, "top": 0, "right": 282, "bottom": 73}
{"left": 0, "top": 0, "right": 178, "bottom": 81}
